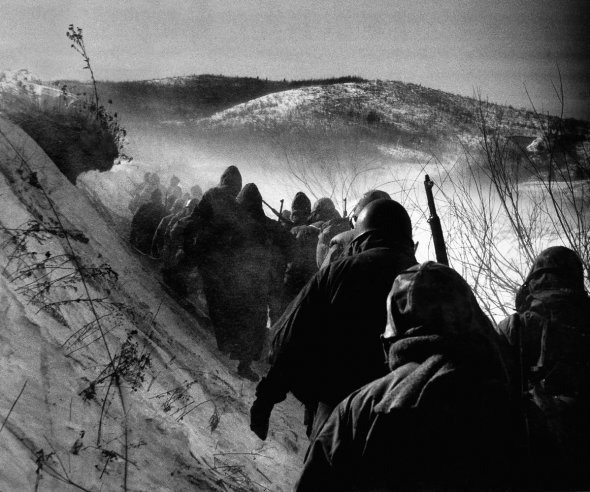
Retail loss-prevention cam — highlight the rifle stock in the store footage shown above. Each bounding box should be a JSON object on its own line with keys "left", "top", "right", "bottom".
{"left": 424, "top": 175, "right": 449, "bottom": 265}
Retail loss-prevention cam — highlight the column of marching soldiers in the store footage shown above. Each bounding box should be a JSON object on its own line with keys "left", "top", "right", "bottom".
{"left": 128, "top": 165, "right": 590, "bottom": 491}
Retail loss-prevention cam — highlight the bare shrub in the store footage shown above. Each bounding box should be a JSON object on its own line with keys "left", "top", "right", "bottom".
{"left": 434, "top": 89, "right": 590, "bottom": 322}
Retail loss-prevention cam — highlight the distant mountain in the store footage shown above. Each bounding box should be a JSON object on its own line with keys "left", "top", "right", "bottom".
{"left": 57, "top": 75, "right": 589, "bottom": 161}
{"left": 193, "top": 80, "right": 586, "bottom": 166}
{"left": 58, "top": 74, "right": 367, "bottom": 121}
{"left": 5, "top": 72, "right": 588, "bottom": 189}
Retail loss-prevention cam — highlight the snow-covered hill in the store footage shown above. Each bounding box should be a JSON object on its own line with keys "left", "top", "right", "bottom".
{"left": 197, "top": 80, "right": 545, "bottom": 145}
{"left": 184, "top": 80, "right": 573, "bottom": 180}
{"left": 0, "top": 69, "right": 76, "bottom": 105}
{"left": 0, "top": 116, "right": 306, "bottom": 491}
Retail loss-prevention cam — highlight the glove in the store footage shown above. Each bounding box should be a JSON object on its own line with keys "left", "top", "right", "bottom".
{"left": 250, "top": 398, "right": 274, "bottom": 440}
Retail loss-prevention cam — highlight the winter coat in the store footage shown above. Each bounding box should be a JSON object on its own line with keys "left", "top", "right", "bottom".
{"left": 296, "top": 262, "right": 515, "bottom": 491}
{"left": 316, "top": 217, "right": 351, "bottom": 268}
{"left": 256, "top": 230, "right": 418, "bottom": 434}
{"left": 265, "top": 217, "right": 296, "bottom": 324}
{"left": 166, "top": 183, "right": 182, "bottom": 202}
{"left": 227, "top": 184, "right": 275, "bottom": 362}
{"left": 151, "top": 213, "right": 176, "bottom": 258}
{"left": 194, "top": 167, "right": 244, "bottom": 354}
{"left": 296, "top": 335, "right": 516, "bottom": 491}
{"left": 319, "top": 229, "right": 355, "bottom": 269}
{"left": 196, "top": 177, "right": 243, "bottom": 256}
{"left": 496, "top": 246, "right": 590, "bottom": 490}
{"left": 283, "top": 223, "right": 322, "bottom": 301}
{"left": 130, "top": 201, "right": 166, "bottom": 254}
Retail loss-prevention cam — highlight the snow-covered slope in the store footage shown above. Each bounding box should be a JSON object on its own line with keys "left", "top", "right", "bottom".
{"left": 198, "top": 80, "right": 542, "bottom": 139}
{"left": 0, "top": 69, "right": 76, "bottom": 105}
{"left": 192, "top": 80, "right": 555, "bottom": 168}
{"left": 0, "top": 116, "right": 306, "bottom": 491}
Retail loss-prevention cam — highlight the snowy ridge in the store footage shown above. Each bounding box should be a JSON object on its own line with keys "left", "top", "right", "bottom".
{"left": 0, "top": 69, "right": 75, "bottom": 104}
{"left": 194, "top": 80, "right": 549, "bottom": 160}
{"left": 0, "top": 116, "right": 305, "bottom": 491}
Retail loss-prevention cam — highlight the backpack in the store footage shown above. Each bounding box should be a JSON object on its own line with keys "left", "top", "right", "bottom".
{"left": 511, "top": 285, "right": 590, "bottom": 487}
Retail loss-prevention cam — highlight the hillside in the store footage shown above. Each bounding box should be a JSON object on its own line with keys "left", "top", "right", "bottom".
{"left": 5, "top": 70, "right": 588, "bottom": 224}
{"left": 56, "top": 76, "right": 590, "bottom": 185}
{"left": 195, "top": 80, "right": 543, "bottom": 158}
{"left": 58, "top": 75, "right": 367, "bottom": 122}
{"left": 1, "top": 70, "right": 589, "bottom": 491}
{"left": 0, "top": 116, "right": 306, "bottom": 491}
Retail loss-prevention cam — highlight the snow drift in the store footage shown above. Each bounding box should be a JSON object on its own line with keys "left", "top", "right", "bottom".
{"left": 0, "top": 116, "right": 306, "bottom": 491}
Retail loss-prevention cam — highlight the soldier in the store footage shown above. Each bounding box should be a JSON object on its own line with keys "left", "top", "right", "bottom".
{"left": 283, "top": 192, "right": 316, "bottom": 301}
{"left": 290, "top": 192, "right": 312, "bottom": 227}
{"left": 168, "top": 197, "right": 200, "bottom": 264}
{"left": 496, "top": 246, "right": 590, "bottom": 490}
{"left": 295, "top": 262, "right": 516, "bottom": 491}
{"left": 190, "top": 184, "right": 203, "bottom": 201}
{"left": 231, "top": 183, "right": 276, "bottom": 381}
{"left": 166, "top": 175, "right": 183, "bottom": 202}
{"left": 164, "top": 193, "right": 178, "bottom": 214}
{"left": 128, "top": 171, "right": 153, "bottom": 214}
{"left": 163, "top": 198, "right": 201, "bottom": 297}
{"left": 193, "top": 166, "right": 246, "bottom": 365}
{"left": 129, "top": 188, "right": 166, "bottom": 255}
{"left": 319, "top": 189, "right": 391, "bottom": 268}
{"left": 308, "top": 197, "right": 341, "bottom": 226}
{"left": 299, "top": 196, "right": 349, "bottom": 270}
{"left": 151, "top": 198, "right": 184, "bottom": 258}
{"left": 250, "top": 199, "right": 418, "bottom": 440}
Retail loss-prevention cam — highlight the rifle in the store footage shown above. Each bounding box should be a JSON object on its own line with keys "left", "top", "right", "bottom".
{"left": 424, "top": 175, "right": 449, "bottom": 265}
{"left": 263, "top": 199, "right": 293, "bottom": 226}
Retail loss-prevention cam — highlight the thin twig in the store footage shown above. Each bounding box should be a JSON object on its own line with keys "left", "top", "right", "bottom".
{"left": 0, "top": 380, "right": 27, "bottom": 434}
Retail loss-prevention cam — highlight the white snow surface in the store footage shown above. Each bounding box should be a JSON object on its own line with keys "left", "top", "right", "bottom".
{"left": 0, "top": 69, "right": 75, "bottom": 105}
{"left": 0, "top": 116, "right": 307, "bottom": 491}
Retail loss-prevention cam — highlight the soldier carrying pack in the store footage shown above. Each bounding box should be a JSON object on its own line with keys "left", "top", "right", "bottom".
{"left": 497, "top": 246, "right": 590, "bottom": 489}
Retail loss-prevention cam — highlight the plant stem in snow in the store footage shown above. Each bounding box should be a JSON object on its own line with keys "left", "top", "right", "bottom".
{"left": 0, "top": 379, "right": 27, "bottom": 434}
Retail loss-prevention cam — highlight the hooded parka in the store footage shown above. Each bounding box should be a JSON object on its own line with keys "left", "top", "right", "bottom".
{"left": 193, "top": 166, "right": 244, "bottom": 354}
{"left": 296, "top": 262, "right": 516, "bottom": 491}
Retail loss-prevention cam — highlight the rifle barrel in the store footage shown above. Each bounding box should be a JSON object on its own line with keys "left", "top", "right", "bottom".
{"left": 262, "top": 199, "right": 292, "bottom": 225}
{"left": 424, "top": 175, "right": 449, "bottom": 266}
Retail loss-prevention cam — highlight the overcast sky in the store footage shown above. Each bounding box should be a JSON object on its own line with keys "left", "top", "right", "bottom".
{"left": 2, "top": 0, "right": 589, "bottom": 118}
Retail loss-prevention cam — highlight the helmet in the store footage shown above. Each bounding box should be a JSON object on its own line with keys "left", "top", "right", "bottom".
{"left": 515, "top": 246, "right": 586, "bottom": 311}
{"left": 354, "top": 198, "right": 412, "bottom": 241}
{"left": 350, "top": 189, "right": 391, "bottom": 227}
{"left": 527, "top": 246, "right": 585, "bottom": 292}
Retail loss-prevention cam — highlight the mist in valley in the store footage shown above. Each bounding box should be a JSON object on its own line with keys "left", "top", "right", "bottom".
{"left": 78, "top": 86, "right": 589, "bottom": 328}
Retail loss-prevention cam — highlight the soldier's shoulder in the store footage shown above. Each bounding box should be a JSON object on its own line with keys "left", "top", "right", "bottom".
{"left": 330, "top": 228, "right": 355, "bottom": 246}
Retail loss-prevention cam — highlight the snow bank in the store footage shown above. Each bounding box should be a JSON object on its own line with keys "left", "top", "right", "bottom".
{"left": 0, "top": 116, "right": 306, "bottom": 491}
